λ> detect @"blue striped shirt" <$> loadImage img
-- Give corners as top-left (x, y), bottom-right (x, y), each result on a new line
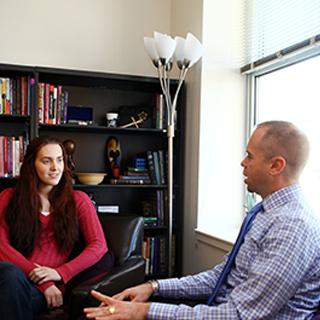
top-left (148, 184), bottom-right (320, 319)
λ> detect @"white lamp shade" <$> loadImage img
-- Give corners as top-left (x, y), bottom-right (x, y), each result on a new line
top-left (144, 37), bottom-right (159, 61)
top-left (183, 33), bottom-right (203, 67)
top-left (154, 32), bottom-right (176, 61)
top-left (174, 36), bottom-right (186, 63)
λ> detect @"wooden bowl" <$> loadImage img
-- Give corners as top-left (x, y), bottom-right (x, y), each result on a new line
top-left (76, 172), bottom-right (106, 185)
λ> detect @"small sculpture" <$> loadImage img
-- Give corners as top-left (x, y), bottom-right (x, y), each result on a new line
top-left (63, 139), bottom-right (76, 172)
top-left (120, 111), bottom-right (148, 128)
top-left (106, 136), bottom-right (121, 178)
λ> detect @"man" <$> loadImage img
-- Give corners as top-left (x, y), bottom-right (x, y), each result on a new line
top-left (84, 121), bottom-right (320, 319)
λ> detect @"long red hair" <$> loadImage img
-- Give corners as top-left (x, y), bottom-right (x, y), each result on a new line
top-left (4, 136), bottom-right (78, 257)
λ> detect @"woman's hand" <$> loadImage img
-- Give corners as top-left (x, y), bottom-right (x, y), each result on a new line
top-left (29, 263), bottom-right (62, 284)
top-left (112, 283), bottom-right (154, 302)
top-left (43, 284), bottom-right (63, 308)
top-left (84, 290), bottom-right (149, 320)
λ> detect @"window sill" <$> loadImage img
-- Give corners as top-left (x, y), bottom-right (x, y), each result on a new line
top-left (195, 228), bottom-right (236, 252)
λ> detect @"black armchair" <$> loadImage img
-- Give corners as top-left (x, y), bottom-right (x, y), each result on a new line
top-left (37, 213), bottom-right (145, 320)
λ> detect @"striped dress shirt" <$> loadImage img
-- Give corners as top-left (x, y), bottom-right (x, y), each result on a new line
top-left (148, 184), bottom-right (320, 319)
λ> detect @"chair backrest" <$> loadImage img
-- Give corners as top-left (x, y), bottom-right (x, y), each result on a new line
top-left (97, 213), bottom-right (144, 265)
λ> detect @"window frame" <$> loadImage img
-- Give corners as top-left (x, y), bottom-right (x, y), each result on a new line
top-left (246, 45), bottom-right (320, 133)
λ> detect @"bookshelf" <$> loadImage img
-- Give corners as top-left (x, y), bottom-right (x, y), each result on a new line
top-left (0, 63), bottom-right (185, 278)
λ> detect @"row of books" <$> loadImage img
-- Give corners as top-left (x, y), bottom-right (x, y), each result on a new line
top-left (38, 83), bottom-right (69, 125)
top-left (143, 236), bottom-right (167, 276)
top-left (0, 136), bottom-right (27, 178)
top-left (147, 150), bottom-right (166, 185)
top-left (0, 76), bottom-right (32, 116)
top-left (142, 190), bottom-right (167, 226)
top-left (109, 167), bottom-right (151, 185)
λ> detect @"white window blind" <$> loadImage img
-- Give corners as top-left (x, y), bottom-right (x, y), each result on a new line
top-left (243, 0), bottom-right (320, 71)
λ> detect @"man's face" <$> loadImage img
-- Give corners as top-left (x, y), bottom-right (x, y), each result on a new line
top-left (241, 128), bottom-right (271, 198)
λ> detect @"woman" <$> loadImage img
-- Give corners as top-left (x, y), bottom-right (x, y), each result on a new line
top-left (0, 136), bottom-right (110, 319)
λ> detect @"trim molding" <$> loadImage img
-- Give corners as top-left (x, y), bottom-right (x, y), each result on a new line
top-left (195, 229), bottom-right (233, 252)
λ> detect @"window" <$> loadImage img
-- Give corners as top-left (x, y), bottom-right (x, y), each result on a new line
top-left (251, 53), bottom-right (320, 214)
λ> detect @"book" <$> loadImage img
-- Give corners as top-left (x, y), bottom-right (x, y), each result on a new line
top-left (119, 175), bottom-right (150, 180)
top-left (158, 150), bottom-right (165, 184)
top-left (109, 178), bottom-right (151, 185)
top-left (146, 151), bottom-right (157, 184)
top-left (152, 151), bottom-right (161, 185)
top-left (0, 136), bottom-right (4, 176)
top-left (143, 216), bottom-right (158, 227)
top-left (97, 205), bottom-right (119, 213)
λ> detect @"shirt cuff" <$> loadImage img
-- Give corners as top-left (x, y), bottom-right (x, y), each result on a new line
top-left (147, 302), bottom-right (178, 320)
top-left (157, 278), bottom-right (180, 297)
top-left (37, 280), bottom-right (55, 293)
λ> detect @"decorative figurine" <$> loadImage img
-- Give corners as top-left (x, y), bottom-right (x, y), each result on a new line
top-left (120, 111), bottom-right (148, 128)
top-left (106, 136), bottom-right (121, 178)
top-left (63, 139), bottom-right (76, 173)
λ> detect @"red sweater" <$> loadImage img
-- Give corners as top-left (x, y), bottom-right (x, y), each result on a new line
top-left (0, 188), bottom-right (108, 293)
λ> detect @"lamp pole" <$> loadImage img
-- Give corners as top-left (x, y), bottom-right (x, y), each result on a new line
top-left (144, 32), bottom-right (202, 277)
top-left (158, 63), bottom-right (187, 277)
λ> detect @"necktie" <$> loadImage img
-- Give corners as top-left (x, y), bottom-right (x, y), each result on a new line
top-left (207, 202), bottom-right (264, 306)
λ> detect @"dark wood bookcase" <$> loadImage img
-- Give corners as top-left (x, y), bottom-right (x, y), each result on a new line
top-left (0, 63), bottom-right (185, 278)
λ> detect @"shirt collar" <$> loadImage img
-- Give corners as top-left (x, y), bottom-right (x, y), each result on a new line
top-left (262, 183), bottom-right (302, 212)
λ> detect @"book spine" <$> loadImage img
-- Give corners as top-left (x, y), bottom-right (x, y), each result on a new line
top-left (12, 78), bottom-right (17, 115)
top-left (53, 86), bottom-right (58, 124)
top-left (63, 90), bottom-right (69, 124)
top-left (14, 139), bottom-right (20, 177)
top-left (27, 76), bottom-right (31, 115)
top-left (48, 85), bottom-right (54, 124)
top-left (152, 151), bottom-right (161, 185)
top-left (5, 78), bottom-right (11, 114)
top-left (109, 178), bottom-right (151, 185)
top-left (147, 151), bottom-right (157, 184)
top-left (56, 85), bottom-right (62, 125)
top-left (158, 150), bottom-right (165, 184)
top-left (16, 77), bottom-right (21, 115)
top-left (159, 237), bottom-right (167, 275)
top-left (1, 78), bottom-right (6, 114)
top-left (0, 136), bottom-right (4, 176)
top-left (38, 83), bottom-right (44, 124)
top-left (21, 77), bottom-right (27, 115)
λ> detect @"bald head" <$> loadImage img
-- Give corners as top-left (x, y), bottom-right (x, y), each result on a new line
top-left (256, 121), bottom-right (310, 180)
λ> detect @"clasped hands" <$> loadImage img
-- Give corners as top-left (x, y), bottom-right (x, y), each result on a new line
top-left (29, 263), bottom-right (63, 309)
top-left (84, 282), bottom-right (154, 320)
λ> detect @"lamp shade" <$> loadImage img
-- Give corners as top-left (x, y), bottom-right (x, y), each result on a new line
top-left (144, 37), bottom-right (159, 62)
top-left (174, 36), bottom-right (186, 68)
top-left (154, 32), bottom-right (176, 62)
top-left (183, 32), bottom-right (203, 67)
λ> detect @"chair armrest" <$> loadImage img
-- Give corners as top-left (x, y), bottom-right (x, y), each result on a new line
top-left (69, 257), bottom-right (145, 319)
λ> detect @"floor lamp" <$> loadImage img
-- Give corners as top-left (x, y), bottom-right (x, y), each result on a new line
top-left (144, 32), bottom-right (203, 277)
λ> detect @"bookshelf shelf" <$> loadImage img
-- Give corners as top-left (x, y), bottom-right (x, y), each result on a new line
top-left (74, 184), bottom-right (168, 189)
top-left (39, 124), bottom-right (167, 135)
top-left (0, 114), bottom-right (30, 123)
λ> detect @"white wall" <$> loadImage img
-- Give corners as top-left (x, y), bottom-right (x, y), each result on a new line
top-left (197, 0), bottom-right (247, 242)
top-left (171, 0), bottom-right (247, 275)
top-left (0, 0), bottom-right (171, 76)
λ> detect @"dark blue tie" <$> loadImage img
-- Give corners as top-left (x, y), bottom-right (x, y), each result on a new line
top-left (207, 202), bottom-right (264, 306)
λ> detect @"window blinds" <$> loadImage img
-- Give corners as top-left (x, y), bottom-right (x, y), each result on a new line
top-left (242, 0), bottom-right (320, 73)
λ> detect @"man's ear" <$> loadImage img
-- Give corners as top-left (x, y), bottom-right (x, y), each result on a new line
top-left (269, 156), bottom-right (286, 176)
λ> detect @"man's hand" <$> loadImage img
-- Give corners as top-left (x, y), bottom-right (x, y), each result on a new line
top-left (29, 264), bottom-right (62, 284)
top-left (43, 284), bottom-right (63, 308)
top-left (84, 290), bottom-right (150, 320)
top-left (112, 283), bottom-right (154, 302)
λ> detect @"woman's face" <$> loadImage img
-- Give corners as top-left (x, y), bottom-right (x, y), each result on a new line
top-left (34, 143), bottom-right (64, 191)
